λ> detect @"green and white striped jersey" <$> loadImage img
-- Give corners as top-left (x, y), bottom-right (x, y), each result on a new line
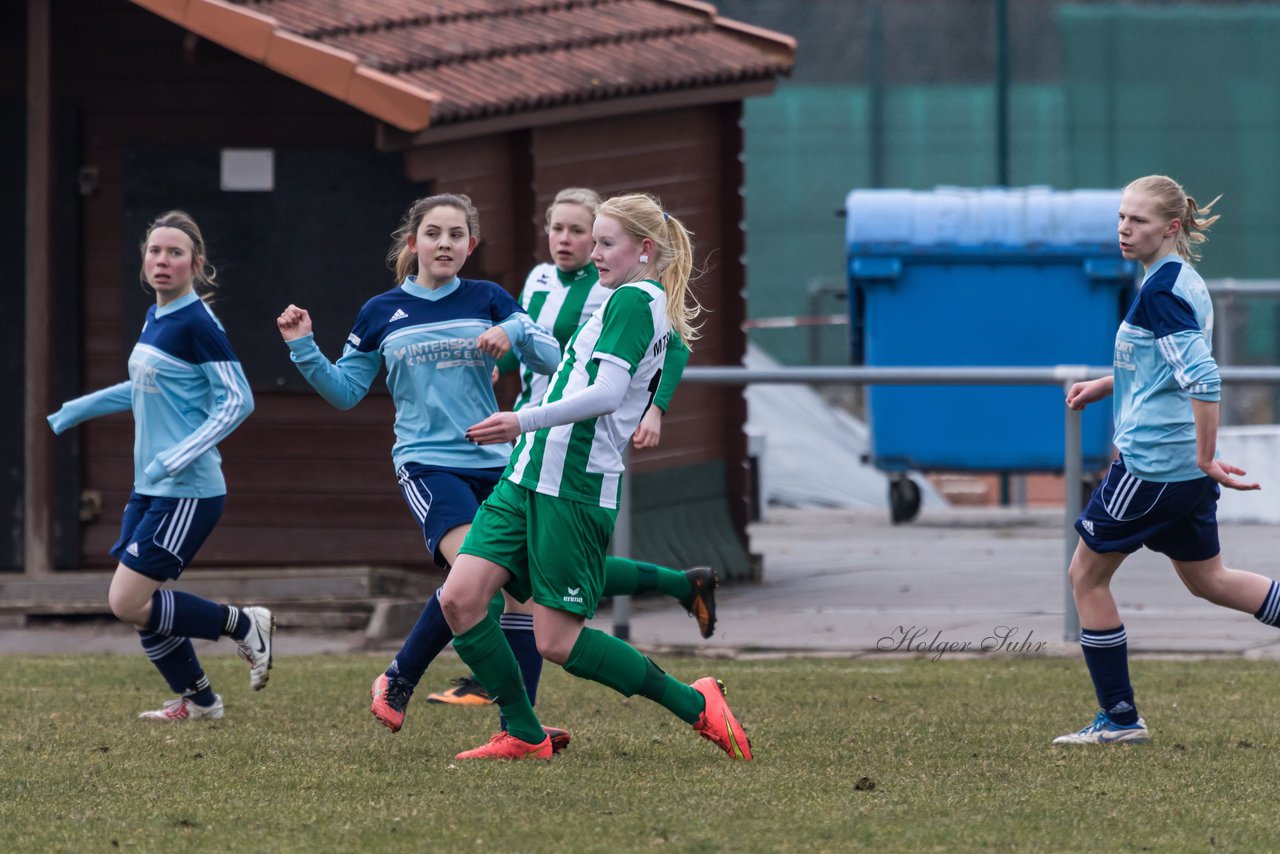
top-left (506, 280), bottom-right (670, 509)
top-left (512, 262), bottom-right (607, 411)
top-left (507, 262), bottom-right (690, 412)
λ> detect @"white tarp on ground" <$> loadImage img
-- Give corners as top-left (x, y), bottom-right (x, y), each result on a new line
top-left (743, 344), bottom-right (944, 511)
top-left (1217, 425), bottom-right (1280, 523)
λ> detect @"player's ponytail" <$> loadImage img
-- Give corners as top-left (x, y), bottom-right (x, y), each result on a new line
top-left (1125, 175), bottom-right (1220, 263)
top-left (595, 193), bottom-right (703, 347)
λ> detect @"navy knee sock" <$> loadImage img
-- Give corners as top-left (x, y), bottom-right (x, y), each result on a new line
top-left (1254, 581), bottom-right (1280, 627)
top-left (498, 612), bottom-right (542, 732)
top-left (1080, 625), bottom-right (1138, 725)
top-left (220, 605), bottom-right (251, 641)
top-left (386, 590), bottom-right (453, 688)
top-left (145, 589), bottom-right (224, 641)
top-left (138, 631), bottom-right (216, 706)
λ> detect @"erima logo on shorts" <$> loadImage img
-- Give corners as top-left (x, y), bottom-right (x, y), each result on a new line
top-left (1081, 520), bottom-right (1095, 536)
top-left (563, 586), bottom-right (584, 604)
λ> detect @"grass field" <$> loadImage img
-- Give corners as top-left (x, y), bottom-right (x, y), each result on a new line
top-left (2, 653), bottom-right (1278, 852)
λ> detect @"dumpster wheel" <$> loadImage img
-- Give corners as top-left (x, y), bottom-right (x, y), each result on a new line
top-left (889, 475), bottom-right (921, 524)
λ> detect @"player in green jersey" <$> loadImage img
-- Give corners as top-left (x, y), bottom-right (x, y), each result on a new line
top-left (438, 193), bottom-right (751, 761)
top-left (425, 188), bottom-right (717, 711)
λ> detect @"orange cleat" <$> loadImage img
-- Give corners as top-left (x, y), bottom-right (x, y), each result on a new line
top-left (681, 567), bottom-right (719, 639)
top-left (371, 673), bottom-right (412, 733)
top-left (426, 676), bottom-right (493, 705)
top-left (455, 731), bottom-right (553, 761)
top-left (691, 677), bottom-right (752, 761)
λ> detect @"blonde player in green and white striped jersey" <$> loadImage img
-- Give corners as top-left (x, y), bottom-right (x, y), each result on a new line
top-left (425, 188), bottom-right (718, 711)
top-left (438, 193), bottom-right (751, 762)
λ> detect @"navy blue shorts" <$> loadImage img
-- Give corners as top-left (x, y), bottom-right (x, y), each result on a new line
top-left (397, 463), bottom-right (504, 567)
top-left (110, 492), bottom-right (226, 581)
top-left (1075, 459), bottom-right (1220, 562)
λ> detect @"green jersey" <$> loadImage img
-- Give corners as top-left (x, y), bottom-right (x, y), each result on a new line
top-left (511, 263), bottom-right (608, 411)
top-left (509, 262), bottom-right (690, 412)
top-left (506, 280), bottom-right (670, 509)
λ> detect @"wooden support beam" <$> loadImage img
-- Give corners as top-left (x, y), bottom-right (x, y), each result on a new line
top-left (24, 0), bottom-right (54, 577)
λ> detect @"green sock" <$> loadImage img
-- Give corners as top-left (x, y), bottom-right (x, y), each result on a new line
top-left (564, 627), bottom-right (704, 724)
top-left (462, 594), bottom-right (508, 685)
top-left (603, 557), bottom-right (692, 601)
top-left (451, 618), bottom-right (543, 743)
top-left (486, 592), bottom-right (505, 622)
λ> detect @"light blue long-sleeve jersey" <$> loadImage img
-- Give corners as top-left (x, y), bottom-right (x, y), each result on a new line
top-left (1112, 254), bottom-right (1220, 482)
top-left (287, 276), bottom-right (561, 471)
top-left (47, 291), bottom-right (254, 498)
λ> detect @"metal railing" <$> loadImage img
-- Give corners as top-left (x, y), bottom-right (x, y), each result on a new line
top-left (662, 364), bottom-right (1280, 642)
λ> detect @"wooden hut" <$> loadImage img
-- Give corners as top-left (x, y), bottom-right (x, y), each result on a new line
top-left (7, 0), bottom-right (794, 609)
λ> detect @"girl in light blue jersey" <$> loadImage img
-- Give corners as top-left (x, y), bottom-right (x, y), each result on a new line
top-left (48, 211), bottom-right (270, 722)
top-left (439, 193), bottom-right (752, 762)
top-left (275, 194), bottom-right (564, 740)
top-left (1056, 175), bottom-right (1276, 746)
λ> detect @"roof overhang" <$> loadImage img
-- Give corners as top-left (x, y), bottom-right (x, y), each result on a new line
top-left (130, 0), bottom-right (441, 132)
top-left (129, 0), bottom-right (794, 140)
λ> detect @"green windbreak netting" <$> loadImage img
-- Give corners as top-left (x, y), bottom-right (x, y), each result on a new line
top-left (743, 5), bottom-right (1280, 373)
top-left (1060, 4), bottom-right (1280, 366)
top-left (1060, 4), bottom-right (1280, 281)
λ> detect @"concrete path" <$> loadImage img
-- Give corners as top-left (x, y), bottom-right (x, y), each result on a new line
top-left (4, 506), bottom-right (1279, 659)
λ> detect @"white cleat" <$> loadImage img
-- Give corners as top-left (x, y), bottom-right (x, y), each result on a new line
top-left (1053, 710), bottom-right (1150, 745)
top-left (139, 694), bottom-right (224, 721)
top-left (236, 606), bottom-right (275, 691)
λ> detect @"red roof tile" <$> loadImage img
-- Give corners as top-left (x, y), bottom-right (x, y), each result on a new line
top-left (130, 0), bottom-right (794, 131)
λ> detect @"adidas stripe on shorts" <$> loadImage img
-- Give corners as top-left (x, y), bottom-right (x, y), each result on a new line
top-left (110, 491), bottom-right (226, 580)
top-left (396, 463), bottom-right (504, 568)
top-left (1075, 458), bottom-right (1220, 562)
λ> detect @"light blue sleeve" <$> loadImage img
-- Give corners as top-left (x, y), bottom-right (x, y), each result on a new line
top-left (498, 313), bottom-right (562, 375)
top-left (144, 361), bottom-right (255, 484)
top-left (47, 381), bottom-right (132, 434)
top-left (285, 333), bottom-right (380, 410)
top-left (1156, 331), bottom-right (1221, 402)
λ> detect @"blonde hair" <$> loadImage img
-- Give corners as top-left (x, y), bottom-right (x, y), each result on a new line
top-left (544, 187), bottom-right (601, 231)
top-left (387, 193), bottom-right (480, 282)
top-left (595, 193), bottom-right (703, 347)
top-left (139, 210), bottom-right (218, 303)
top-left (1125, 175), bottom-right (1221, 263)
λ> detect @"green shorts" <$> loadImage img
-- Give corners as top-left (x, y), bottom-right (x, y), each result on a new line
top-left (459, 479), bottom-right (617, 619)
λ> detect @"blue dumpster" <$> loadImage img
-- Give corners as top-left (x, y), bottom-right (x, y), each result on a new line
top-left (845, 187), bottom-right (1137, 481)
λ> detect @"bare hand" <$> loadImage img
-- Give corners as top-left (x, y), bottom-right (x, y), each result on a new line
top-left (477, 326), bottom-right (512, 358)
top-left (1201, 459), bottom-right (1261, 491)
top-left (632, 406), bottom-right (664, 449)
top-left (466, 412), bottom-right (521, 445)
top-left (1066, 378), bottom-right (1109, 411)
top-left (277, 304), bottom-right (313, 342)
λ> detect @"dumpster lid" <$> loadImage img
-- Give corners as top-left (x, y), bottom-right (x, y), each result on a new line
top-left (845, 186), bottom-right (1123, 251)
